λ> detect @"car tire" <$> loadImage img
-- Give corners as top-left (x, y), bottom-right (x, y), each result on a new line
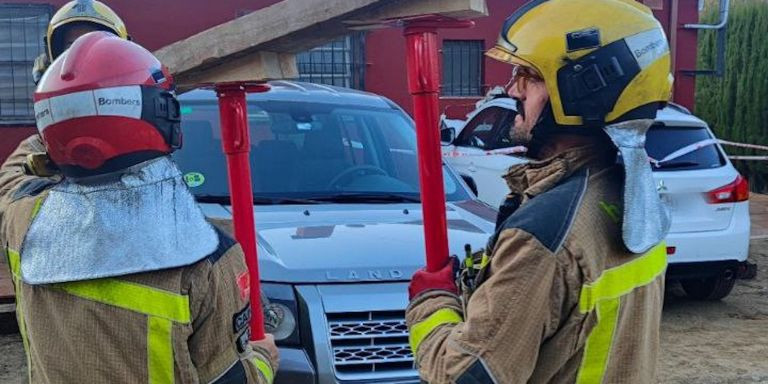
top-left (680, 271), bottom-right (737, 300)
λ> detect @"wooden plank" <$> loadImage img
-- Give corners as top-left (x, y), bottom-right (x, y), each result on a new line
top-left (343, 0), bottom-right (489, 28)
top-left (175, 51), bottom-right (297, 90)
top-left (154, 0), bottom-right (488, 84)
top-left (154, 0), bottom-right (381, 76)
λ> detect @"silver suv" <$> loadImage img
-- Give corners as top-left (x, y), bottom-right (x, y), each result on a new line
top-left (174, 81), bottom-right (497, 383)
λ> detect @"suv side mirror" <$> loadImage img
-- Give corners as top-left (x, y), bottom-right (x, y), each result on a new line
top-left (441, 127), bottom-right (456, 143)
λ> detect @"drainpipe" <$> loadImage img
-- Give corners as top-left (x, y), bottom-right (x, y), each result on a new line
top-left (682, 0), bottom-right (729, 77)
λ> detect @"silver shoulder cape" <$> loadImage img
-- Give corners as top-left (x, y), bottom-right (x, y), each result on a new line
top-left (21, 157), bottom-right (219, 284)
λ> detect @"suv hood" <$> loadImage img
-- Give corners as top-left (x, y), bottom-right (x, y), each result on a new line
top-left (199, 201), bottom-right (496, 283)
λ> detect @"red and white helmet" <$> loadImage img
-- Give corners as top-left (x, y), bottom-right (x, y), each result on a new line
top-left (34, 31), bottom-right (181, 176)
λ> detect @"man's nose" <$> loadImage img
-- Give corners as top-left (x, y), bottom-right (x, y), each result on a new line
top-left (507, 83), bottom-right (523, 99)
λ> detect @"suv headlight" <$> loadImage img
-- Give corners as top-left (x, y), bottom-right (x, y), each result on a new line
top-left (261, 283), bottom-right (300, 346)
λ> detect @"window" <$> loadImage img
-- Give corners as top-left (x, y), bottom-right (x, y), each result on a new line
top-left (442, 40), bottom-right (484, 97)
top-left (455, 106), bottom-right (515, 150)
top-left (0, 4), bottom-right (51, 124)
top-left (296, 33), bottom-right (365, 90)
top-left (645, 123), bottom-right (726, 171)
top-left (174, 99), bottom-right (468, 201)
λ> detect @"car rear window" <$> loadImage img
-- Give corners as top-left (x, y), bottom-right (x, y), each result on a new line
top-left (645, 124), bottom-right (726, 171)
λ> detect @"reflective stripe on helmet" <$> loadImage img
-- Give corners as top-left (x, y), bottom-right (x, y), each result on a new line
top-left (576, 242), bottom-right (667, 384)
top-left (408, 308), bottom-right (463, 355)
top-left (34, 85), bottom-right (143, 133)
top-left (625, 28), bottom-right (670, 70)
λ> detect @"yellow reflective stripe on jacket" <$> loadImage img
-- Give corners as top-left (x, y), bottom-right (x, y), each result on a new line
top-left (579, 242), bottom-right (667, 313)
top-left (7, 248), bottom-right (21, 277)
top-left (57, 278), bottom-right (191, 323)
top-left (56, 278), bottom-right (192, 383)
top-left (6, 249), bottom-right (32, 383)
top-left (30, 197), bottom-right (44, 219)
top-left (408, 308), bottom-right (462, 355)
top-left (148, 317), bottom-right (174, 384)
top-left (251, 356), bottom-right (275, 384)
top-left (576, 298), bottom-right (620, 384)
top-left (576, 243), bottom-right (667, 384)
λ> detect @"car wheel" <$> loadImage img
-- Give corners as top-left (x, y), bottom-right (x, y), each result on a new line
top-left (680, 271), bottom-right (737, 300)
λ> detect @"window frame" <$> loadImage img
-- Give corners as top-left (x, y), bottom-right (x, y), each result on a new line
top-left (0, 3), bottom-right (52, 125)
top-left (441, 39), bottom-right (485, 97)
top-left (296, 32), bottom-right (366, 90)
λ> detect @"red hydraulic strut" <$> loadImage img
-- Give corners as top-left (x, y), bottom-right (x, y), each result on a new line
top-left (403, 17), bottom-right (474, 272)
top-left (216, 82), bottom-right (271, 340)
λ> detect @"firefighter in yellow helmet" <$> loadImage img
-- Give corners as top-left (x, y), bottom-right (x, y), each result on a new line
top-left (406, 1), bottom-right (672, 383)
top-left (32, 0), bottom-right (129, 84)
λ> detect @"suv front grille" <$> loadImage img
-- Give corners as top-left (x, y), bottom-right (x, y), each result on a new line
top-left (327, 311), bottom-right (417, 380)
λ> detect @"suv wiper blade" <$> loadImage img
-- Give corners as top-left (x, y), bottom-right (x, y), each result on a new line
top-left (653, 161), bottom-right (701, 169)
top-left (308, 193), bottom-right (421, 203)
top-left (196, 195), bottom-right (231, 204)
top-left (253, 196), bottom-right (324, 205)
top-left (197, 195), bottom-right (323, 205)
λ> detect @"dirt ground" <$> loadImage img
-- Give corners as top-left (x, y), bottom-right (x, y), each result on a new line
top-left (1, 240), bottom-right (767, 383)
top-left (659, 238), bottom-right (768, 384)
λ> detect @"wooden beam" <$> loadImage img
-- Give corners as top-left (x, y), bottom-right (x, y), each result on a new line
top-left (154, 0), bottom-right (382, 76)
top-left (174, 52), bottom-right (296, 91)
top-left (154, 0), bottom-right (488, 85)
top-left (343, 0), bottom-right (489, 28)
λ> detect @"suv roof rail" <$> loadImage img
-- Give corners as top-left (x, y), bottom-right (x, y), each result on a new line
top-left (667, 102), bottom-right (692, 115)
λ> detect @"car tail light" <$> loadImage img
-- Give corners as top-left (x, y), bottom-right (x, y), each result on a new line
top-left (666, 246), bottom-right (676, 255)
top-left (706, 175), bottom-right (749, 204)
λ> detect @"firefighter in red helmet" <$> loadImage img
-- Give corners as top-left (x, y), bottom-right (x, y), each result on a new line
top-left (1, 32), bottom-right (278, 383)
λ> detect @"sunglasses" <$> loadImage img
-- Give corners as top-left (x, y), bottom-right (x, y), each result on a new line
top-left (504, 65), bottom-right (544, 94)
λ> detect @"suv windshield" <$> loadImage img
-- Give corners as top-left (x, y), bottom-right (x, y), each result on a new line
top-left (646, 123), bottom-right (726, 171)
top-left (173, 100), bottom-right (469, 202)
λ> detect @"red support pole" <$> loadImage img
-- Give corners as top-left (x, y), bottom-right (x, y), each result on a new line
top-left (403, 18), bottom-right (474, 272)
top-left (216, 83), bottom-right (270, 341)
top-left (404, 26), bottom-right (449, 273)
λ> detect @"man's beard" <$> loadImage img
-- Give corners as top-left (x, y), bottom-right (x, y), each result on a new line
top-left (509, 120), bottom-right (533, 147)
top-left (508, 98), bottom-right (533, 147)
top-left (510, 98), bottom-right (555, 159)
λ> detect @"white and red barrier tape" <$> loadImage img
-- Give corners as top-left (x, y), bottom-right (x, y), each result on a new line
top-left (438, 139), bottom-right (768, 161)
top-left (441, 146), bottom-right (528, 158)
top-left (649, 139), bottom-right (768, 164)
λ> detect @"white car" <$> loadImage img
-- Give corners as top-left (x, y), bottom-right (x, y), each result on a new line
top-left (442, 96), bottom-right (752, 300)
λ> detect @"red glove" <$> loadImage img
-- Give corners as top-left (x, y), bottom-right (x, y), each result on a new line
top-left (408, 256), bottom-right (459, 300)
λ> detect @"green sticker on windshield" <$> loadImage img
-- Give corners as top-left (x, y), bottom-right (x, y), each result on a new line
top-left (180, 106), bottom-right (193, 115)
top-left (183, 172), bottom-right (205, 188)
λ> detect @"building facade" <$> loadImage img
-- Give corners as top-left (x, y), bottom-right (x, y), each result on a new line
top-left (0, 0), bottom-right (700, 161)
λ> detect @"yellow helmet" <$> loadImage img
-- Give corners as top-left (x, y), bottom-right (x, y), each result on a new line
top-left (487, 0), bottom-right (673, 127)
top-left (46, 0), bottom-right (129, 60)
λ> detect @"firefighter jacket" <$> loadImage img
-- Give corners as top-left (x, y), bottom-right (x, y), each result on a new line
top-left (0, 135), bottom-right (276, 384)
top-left (406, 144), bottom-right (667, 384)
